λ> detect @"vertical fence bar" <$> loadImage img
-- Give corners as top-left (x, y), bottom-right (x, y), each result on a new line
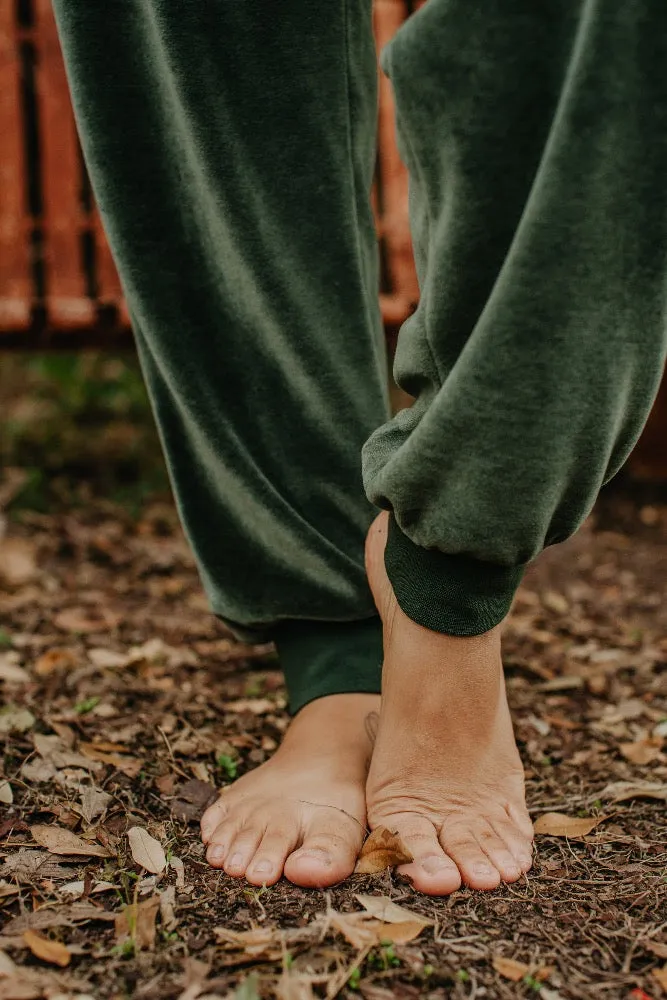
top-left (34, 0), bottom-right (94, 331)
top-left (0, 1), bottom-right (32, 331)
top-left (374, 0), bottom-right (418, 328)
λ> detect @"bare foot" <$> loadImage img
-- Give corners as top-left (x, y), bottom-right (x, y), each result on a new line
top-left (200, 693), bottom-right (379, 888)
top-left (365, 513), bottom-right (534, 896)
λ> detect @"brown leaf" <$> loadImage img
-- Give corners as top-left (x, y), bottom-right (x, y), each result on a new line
top-left (354, 827), bottom-right (413, 874)
top-left (2, 850), bottom-right (78, 883)
top-left (78, 743), bottom-right (143, 777)
top-left (0, 708), bottom-right (35, 734)
top-left (652, 966), bottom-right (667, 990)
top-left (170, 779), bottom-right (218, 823)
top-left (53, 606), bottom-right (121, 634)
top-left (30, 824), bottom-right (109, 858)
top-left (645, 942), bottom-right (667, 959)
top-left (354, 894), bottom-right (432, 926)
top-left (599, 781), bottom-right (667, 803)
top-left (0, 538), bottom-right (37, 587)
top-left (22, 930), bottom-right (71, 968)
top-left (373, 920), bottom-right (430, 944)
top-left (115, 895), bottom-right (160, 951)
top-left (619, 739), bottom-right (663, 766)
top-left (0, 782), bottom-right (13, 805)
top-left (533, 813), bottom-right (607, 838)
top-left (159, 885), bottom-right (177, 931)
top-left (493, 956), bottom-right (531, 981)
top-left (0, 655), bottom-right (29, 683)
top-left (329, 911), bottom-right (378, 949)
top-left (127, 826), bottom-right (166, 874)
top-left (224, 698), bottom-right (276, 715)
top-left (3, 901), bottom-right (116, 934)
top-left (0, 949), bottom-right (17, 976)
top-left (33, 648), bottom-right (79, 676)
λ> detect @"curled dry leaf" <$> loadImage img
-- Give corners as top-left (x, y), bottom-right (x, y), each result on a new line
top-left (354, 827), bottom-right (413, 874)
top-left (22, 930), bottom-right (71, 968)
top-left (78, 786), bottom-right (113, 824)
top-left (60, 880), bottom-right (117, 900)
top-left (329, 910), bottom-right (428, 948)
top-left (599, 781), bottom-right (667, 803)
top-left (533, 813), bottom-right (607, 838)
top-left (169, 855), bottom-right (186, 889)
top-left (115, 895), bottom-right (160, 951)
top-left (30, 824), bottom-right (109, 857)
top-left (127, 826), bottom-right (167, 874)
top-left (34, 648), bottom-right (79, 676)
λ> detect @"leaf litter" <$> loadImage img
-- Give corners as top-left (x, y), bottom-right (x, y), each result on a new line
top-left (0, 485), bottom-right (665, 998)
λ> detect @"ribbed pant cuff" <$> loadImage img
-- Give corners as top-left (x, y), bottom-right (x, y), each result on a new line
top-left (384, 514), bottom-right (525, 636)
top-left (274, 617), bottom-right (383, 715)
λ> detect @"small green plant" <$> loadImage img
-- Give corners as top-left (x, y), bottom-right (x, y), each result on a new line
top-left (541, 755), bottom-right (553, 767)
top-left (216, 753), bottom-right (238, 780)
top-left (162, 930), bottom-right (179, 943)
top-left (244, 677), bottom-right (264, 697)
top-left (423, 964), bottom-right (434, 978)
top-left (523, 974), bottom-right (543, 991)
top-left (347, 967), bottom-right (361, 990)
top-left (456, 969), bottom-right (470, 983)
top-left (369, 942), bottom-right (401, 971)
top-left (592, 799), bottom-right (602, 810)
top-left (111, 938), bottom-right (135, 959)
top-left (74, 696), bottom-right (100, 715)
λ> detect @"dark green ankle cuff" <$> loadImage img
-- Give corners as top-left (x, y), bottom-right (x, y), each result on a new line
top-left (384, 514), bottom-right (525, 636)
top-left (274, 617), bottom-right (383, 715)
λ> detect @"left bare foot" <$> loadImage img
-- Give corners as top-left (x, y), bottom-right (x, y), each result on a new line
top-left (365, 513), bottom-right (534, 896)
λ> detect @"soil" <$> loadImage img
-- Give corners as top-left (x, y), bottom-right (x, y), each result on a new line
top-left (0, 485), bottom-right (666, 1000)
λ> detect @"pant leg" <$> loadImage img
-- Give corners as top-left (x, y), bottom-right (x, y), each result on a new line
top-left (52, 0), bottom-right (389, 712)
top-left (363, 0), bottom-right (667, 634)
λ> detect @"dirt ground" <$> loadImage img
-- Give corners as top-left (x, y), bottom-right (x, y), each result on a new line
top-left (0, 480), bottom-right (666, 1000)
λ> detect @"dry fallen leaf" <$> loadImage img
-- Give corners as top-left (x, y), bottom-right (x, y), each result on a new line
top-left (645, 942), bottom-right (667, 960)
top-left (53, 606), bottom-right (121, 634)
top-left (652, 966), bottom-right (667, 990)
top-left (79, 743), bottom-right (143, 777)
top-left (34, 648), bottom-right (79, 676)
top-left (599, 781), bottom-right (667, 803)
top-left (329, 909), bottom-right (427, 948)
top-left (170, 855), bottom-right (186, 889)
top-left (0, 950), bottom-right (17, 977)
top-left (533, 813), bottom-right (607, 838)
top-left (128, 826), bottom-right (167, 874)
top-left (60, 879), bottom-right (117, 900)
top-left (22, 930), bottom-right (71, 968)
top-left (160, 885), bottom-right (177, 931)
top-left (0, 707), bottom-right (35, 734)
top-left (0, 655), bottom-right (30, 683)
top-left (224, 698), bottom-right (276, 715)
top-left (619, 739), bottom-right (664, 766)
top-left (493, 956), bottom-right (531, 981)
top-left (0, 537), bottom-right (37, 586)
top-left (354, 827), bottom-right (413, 874)
top-left (78, 786), bottom-right (112, 824)
top-left (115, 895), bottom-right (160, 951)
top-left (0, 780), bottom-right (13, 805)
top-left (354, 894), bottom-right (432, 926)
top-left (30, 824), bottom-right (109, 858)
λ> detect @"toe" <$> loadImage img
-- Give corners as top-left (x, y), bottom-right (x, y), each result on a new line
top-left (491, 818), bottom-right (534, 873)
top-left (205, 817), bottom-right (241, 869)
top-left (201, 794), bottom-right (229, 844)
top-left (441, 827), bottom-right (502, 890)
top-left (386, 815), bottom-right (462, 896)
top-left (246, 827), bottom-right (300, 887)
top-left (220, 827), bottom-right (264, 877)
top-left (474, 824), bottom-right (521, 883)
top-left (285, 822), bottom-right (363, 889)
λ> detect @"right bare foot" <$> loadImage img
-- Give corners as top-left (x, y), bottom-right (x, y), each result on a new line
top-left (365, 513), bottom-right (534, 896)
top-left (200, 692), bottom-right (379, 888)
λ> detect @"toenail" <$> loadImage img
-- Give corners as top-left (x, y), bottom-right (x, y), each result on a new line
top-left (228, 853), bottom-right (243, 868)
top-left (473, 863), bottom-right (494, 877)
top-left (252, 859), bottom-right (272, 874)
top-left (208, 846), bottom-right (225, 862)
top-left (295, 848), bottom-right (331, 866)
top-left (421, 856), bottom-right (450, 875)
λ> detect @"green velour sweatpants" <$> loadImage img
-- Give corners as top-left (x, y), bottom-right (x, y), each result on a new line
top-left (52, 1), bottom-right (667, 712)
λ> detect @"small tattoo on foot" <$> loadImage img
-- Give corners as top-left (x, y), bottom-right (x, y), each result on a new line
top-left (364, 711), bottom-right (379, 746)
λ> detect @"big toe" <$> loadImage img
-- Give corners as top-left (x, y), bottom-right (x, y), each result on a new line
top-left (284, 822), bottom-right (361, 889)
top-left (383, 815), bottom-right (462, 896)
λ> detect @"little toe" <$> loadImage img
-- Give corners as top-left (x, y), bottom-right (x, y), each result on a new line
top-left (387, 816), bottom-right (462, 896)
top-left (205, 818), bottom-right (241, 868)
top-left (441, 832), bottom-right (502, 890)
top-left (246, 828), bottom-right (299, 887)
top-left (221, 828), bottom-right (264, 877)
top-left (474, 825), bottom-right (521, 883)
